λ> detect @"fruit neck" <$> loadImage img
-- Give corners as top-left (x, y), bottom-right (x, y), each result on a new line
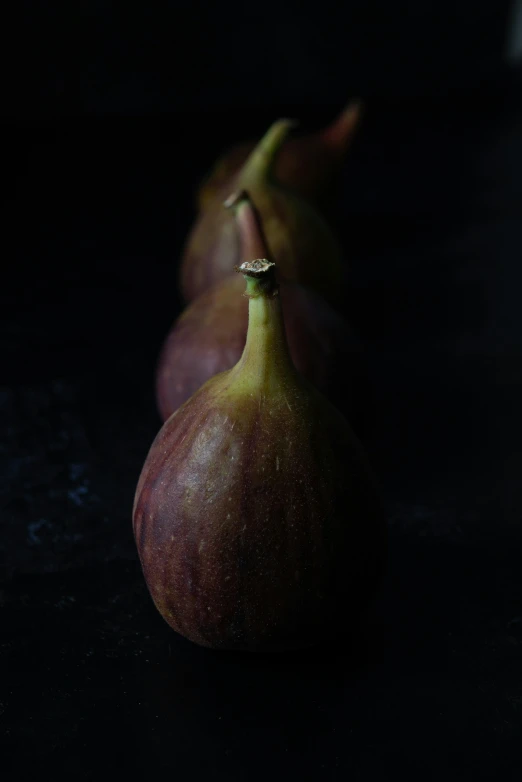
top-left (239, 119), bottom-right (295, 186)
top-left (234, 260), bottom-right (296, 393)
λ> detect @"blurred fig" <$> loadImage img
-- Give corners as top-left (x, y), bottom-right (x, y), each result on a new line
top-left (197, 101), bottom-right (362, 212)
top-left (180, 120), bottom-right (343, 304)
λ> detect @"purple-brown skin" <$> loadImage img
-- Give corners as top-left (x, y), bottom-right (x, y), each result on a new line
top-left (155, 274), bottom-right (372, 437)
top-left (133, 370), bottom-right (386, 652)
top-left (196, 101), bottom-right (362, 213)
top-left (179, 121), bottom-right (344, 305)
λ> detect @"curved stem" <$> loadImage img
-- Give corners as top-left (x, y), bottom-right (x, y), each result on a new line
top-left (239, 119), bottom-right (297, 185)
top-left (237, 268), bottom-right (295, 390)
top-left (224, 189), bottom-right (272, 264)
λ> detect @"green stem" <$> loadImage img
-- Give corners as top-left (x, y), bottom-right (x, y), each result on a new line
top-left (226, 193), bottom-right (297, 391)
top-left (230, 258), bottom-right (296, 392)
top-left (239, 119), bottom-right (297, 186)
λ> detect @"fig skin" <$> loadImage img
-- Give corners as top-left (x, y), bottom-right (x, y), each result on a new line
top-left (155, 273), bottom-right (371, 437)
top-left (134, 250), bottom-right (386, 652)
top-left (134, 367), bottom-right (385, 652)
top-left (180, 120), bottom-right (344, 305)
top-left (196, 101), bottom-right (362, 213)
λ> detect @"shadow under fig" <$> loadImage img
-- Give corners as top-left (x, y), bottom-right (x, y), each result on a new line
top-left (126, 517), bottom-right (522, 778)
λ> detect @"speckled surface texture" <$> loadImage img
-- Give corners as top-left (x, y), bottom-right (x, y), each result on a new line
top-left (3, 74), bottom-right (522, 779)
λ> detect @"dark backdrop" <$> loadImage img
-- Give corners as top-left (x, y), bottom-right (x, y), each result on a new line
top-left (4, 0), bottom-right (516, 116)
top-left (3, 3), bottom-right (522, 781)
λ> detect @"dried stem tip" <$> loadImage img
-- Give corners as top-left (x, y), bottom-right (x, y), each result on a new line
top-left (235, 258), bottom-right (279, 298)
top-left (237, 259), bottom-right (275, 277)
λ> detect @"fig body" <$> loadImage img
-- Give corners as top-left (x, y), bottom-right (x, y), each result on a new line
top-left (135, 359), bottom-right (384, 651)
top-left (180, 120), bottom-right (343, 305)
top-left (134, 249), bottom-right (386, 652)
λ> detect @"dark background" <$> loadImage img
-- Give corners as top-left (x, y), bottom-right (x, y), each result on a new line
top-left (3, 3), bottom-right (522, 780)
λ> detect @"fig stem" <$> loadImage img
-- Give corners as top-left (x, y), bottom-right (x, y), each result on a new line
top-left (237, 259), bottom-right (278, 299)
top-left (240, 119), bottom-right (297, 184)
top-left (228, 195), bottom-right (296, 389)
top-left (235, 263), bottom-right (295, 390)
top-left (225, 189), bottom-right (273, 266)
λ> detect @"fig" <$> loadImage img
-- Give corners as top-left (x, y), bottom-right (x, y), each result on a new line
top-left (156, 192), bottom-right (371, 436)
top-left (196, 101), bottom-right (362, 213)
top-left (179, 119), bottom-right (344, 304)
top-left (134, 259), bottom-right (386, 652)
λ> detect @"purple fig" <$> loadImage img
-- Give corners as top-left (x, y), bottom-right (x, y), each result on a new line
top-left (134, 258), bottom-right (386, 652)
top-left (197, 101), bottom-right (362, 212)
top-left (180, 120), bottom-right (344, 304)
top-left (157, 193), bottom-right (371, 436)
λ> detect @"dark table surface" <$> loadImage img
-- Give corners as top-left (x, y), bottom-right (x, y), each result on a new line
top-left (2, 72), bottom-right (522, 780)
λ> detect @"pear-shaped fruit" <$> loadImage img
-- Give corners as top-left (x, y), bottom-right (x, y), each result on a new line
top-left (197, 101), bottom-right (362, 212)
top-left (157, 193), bottom-right (371, 436)
top-left (180, 120), bottom-right (344, 304)
top-left (134, 257), bottom-right (386, 652)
